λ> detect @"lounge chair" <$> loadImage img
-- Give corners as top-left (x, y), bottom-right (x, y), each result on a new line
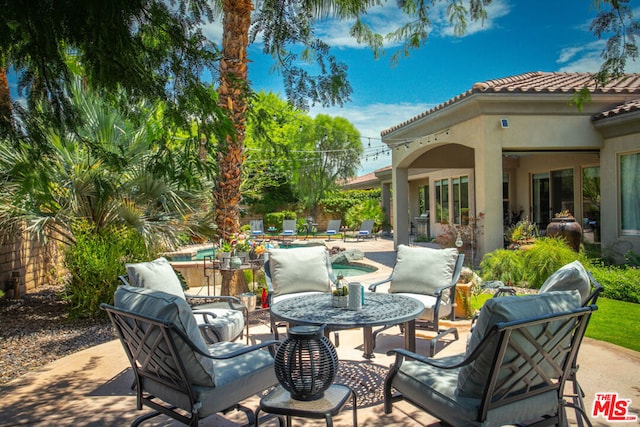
top-left (384, 291), bottom-right (597, 426)
top-left (250, 219), bottom-right (265, 240)
top-left (324, 219), bottom-right (342, 241)
top-left (122, 257), bottom-right (248, 344)
top-left (356, 220), bottom-right (375, 241)
top-left (368, 245), bottom-right (464, 356)
top-left (101, 285), bottom-right (279, 426)
top-left (279, 219), bottom-right (297, 241)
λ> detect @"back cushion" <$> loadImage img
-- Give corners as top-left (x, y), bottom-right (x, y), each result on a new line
top-left (114, 285), bottom-right (216, 386)
top-left (457, 291), bottom-right (581, 397)
top-left (125, 257), bottom-right (185, 299)
top-left (539, 260), bottom-right (591, 304)
top-left (390, 245), bottom-right (458, 296)
top-left (269, 246), bottom-right (331, 297)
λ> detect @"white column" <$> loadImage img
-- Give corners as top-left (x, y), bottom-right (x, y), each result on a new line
top-left (393, 167), bottom-right (410, 248)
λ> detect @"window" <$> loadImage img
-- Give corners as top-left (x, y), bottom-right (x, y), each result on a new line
top-left (452, 176), bottom-right (469, 224)
top-left (620, 153), bottom-right (640, 236)
top-left (435, 179), bottom-right (449, 223)
top-left (550, 168), bottom-right (574, 216)
top-left (582, 166), bottom-right (600, 243)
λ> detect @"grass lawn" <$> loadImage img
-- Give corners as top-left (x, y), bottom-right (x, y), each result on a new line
top-left (470, 294), bottom-right (640, 353)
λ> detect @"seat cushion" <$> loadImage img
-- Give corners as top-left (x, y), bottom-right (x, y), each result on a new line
top-left (125, 257), bottom-right (185, 300)
top-left (268, 246), bottom-right (332, 297)
top-left (192, 307), bottom-right (245, 342)
top-left (390, 245), bottom-right (458, 296)
top-left (458, 291), bottom-right (581, 398)
top-left (391, 355), bottom-right (559, 426)
top-left (539, 260), bottom-right (591, 304)
top-left (194, 341), bottom-right (277, 418)
top-left (114, 285), bottom-right (215, 386)
top-left (392, 292), bottom-right (452, 321)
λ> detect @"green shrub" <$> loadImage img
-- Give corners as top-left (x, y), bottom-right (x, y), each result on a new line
top-left (479, 249), bottom-right (525, 286)
top-left (63, 221), bottom-right (156, 318)
top-left (588, 263), bottom-right (640, 303)
top-left (480, 238), bottom-right (585, 289)
top-left (522, 238), bottom-right (586, 289)
top-left (264, 211), bottom-right (296, 232)
top-left (344, 199), bottom-right (384, 230)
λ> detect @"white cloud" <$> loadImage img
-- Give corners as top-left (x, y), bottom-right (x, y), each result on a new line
top-left (557, 39), bottom-right (640, 73)
top-left (309, 102), bottom-right (433, 174)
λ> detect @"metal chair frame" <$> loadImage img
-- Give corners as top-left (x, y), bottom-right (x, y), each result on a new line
top-left (368, 252), bottom-right (465, 356)
top-left (385, 304), bottom-right (597, 426)
top-left (101, 303), bottom-right (279, 427)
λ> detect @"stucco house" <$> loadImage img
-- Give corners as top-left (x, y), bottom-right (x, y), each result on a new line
top-left (376, 72), bottom-right (640, 264)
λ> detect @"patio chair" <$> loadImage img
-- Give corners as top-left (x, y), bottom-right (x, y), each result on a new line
top-left (324, 219), bottom-right (342, 241)
top-left (250, 219), bottom-right (265, 240)
top-left (264, 246), bottom-right (336, 340)
top-left (469, 260), bottom-right (603, 426)
top-left (279, 219), bottom-right (297, 241)
top-left (368, 245), bottom-right (464, 356)
top-left (101, 285), bottom-right (279, 427)
top-left (123, 257), bottom-right (248, 344)
top-left (384, 291), bottom-right (597, 426)
top-left (356, 220), bottom-right (375, 241)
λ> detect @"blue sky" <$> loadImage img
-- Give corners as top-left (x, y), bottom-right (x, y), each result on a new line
top-left (227, 0), bottom-right (640, 175)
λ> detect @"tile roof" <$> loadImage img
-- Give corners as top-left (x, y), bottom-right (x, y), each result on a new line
top-left (381, 72), bottom-right (640, 136)
top-left (593, 98), bottom-right (640, 120)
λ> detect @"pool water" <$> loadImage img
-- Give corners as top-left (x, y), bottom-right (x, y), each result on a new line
top-left (332, 263), bottom-right (377, 277)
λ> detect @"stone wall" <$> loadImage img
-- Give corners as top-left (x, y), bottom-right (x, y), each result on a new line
top-left (0, 225), bottom-right (65, 298)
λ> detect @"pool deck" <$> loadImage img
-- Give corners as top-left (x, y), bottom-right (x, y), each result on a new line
top-left (1, 237), bottom-right (639, 426)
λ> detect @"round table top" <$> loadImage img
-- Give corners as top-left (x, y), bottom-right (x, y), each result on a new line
top-left (270, 293), bottom-right (424, 329)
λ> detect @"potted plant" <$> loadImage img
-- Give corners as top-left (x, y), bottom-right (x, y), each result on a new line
top-left (454, 268), bottom-right (480, 318)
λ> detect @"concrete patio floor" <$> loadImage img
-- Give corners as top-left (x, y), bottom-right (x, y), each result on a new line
top-left (0, 237), bottom-right (638, 426)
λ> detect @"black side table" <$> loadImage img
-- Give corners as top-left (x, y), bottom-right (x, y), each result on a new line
top-left (255, 384), bottom-right (357, 427)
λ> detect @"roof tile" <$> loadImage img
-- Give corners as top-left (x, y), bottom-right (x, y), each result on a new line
top-left (382, 72), bottom-right (640, 136)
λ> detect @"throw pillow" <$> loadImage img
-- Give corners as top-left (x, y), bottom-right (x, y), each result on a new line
top-left (539, 260), bottom-right (591, 304)
top-left (125, 257), bottom-right (185, 299)
top-left (390, 245), bottom-right (459, 295)
top-left (269, 246), bottom-right (331, 297)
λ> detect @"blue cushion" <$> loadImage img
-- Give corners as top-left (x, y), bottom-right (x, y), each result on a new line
top-left (114, 285), bottom-right (216, 386)
top-left (458, 291), bottom-right (581, 398)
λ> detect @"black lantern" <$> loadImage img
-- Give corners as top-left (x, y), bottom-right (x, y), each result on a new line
top-left (274, 325), bottom-right (338, 401)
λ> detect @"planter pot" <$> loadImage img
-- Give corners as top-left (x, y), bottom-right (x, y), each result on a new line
top-left (454, 282), bottom-right (474, 319)
top-left (546, 218), bottom-right (582, 252)
top-left (331, 295), bottom-right (348, 308)
top-left (238, 292), bottom-right (257, 311)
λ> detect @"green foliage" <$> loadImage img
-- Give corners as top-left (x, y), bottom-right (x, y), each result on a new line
top-left (264, 211), bottom-right (296, 232)
top-left (344, 199), bottom-right (384, 230)
top-left (480, 238), bottom-right (584, 289)
top-left (522, 238), bottom-right (587, 289)
top-left (479, 249), bottom-right (525, 286)
top-left (589, 263), bottom-right (640, 304)
top-left (505, 218), bottom-right (539, 243)
top-left (63, 221), bottom-right (156, 318)
top-left (322, 189), bottom-right (381, 221)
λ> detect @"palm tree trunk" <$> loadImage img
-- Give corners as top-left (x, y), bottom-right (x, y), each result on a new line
top-left (0, 66), bottom-right (12, 133)
top-left (215, 0), bottom-right (253, 296)
top-left (214, 0), bottom-right (252, 242)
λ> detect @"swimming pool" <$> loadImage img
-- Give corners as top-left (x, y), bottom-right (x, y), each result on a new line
top-left (332, 263), bottom-right (378, 277)
top-left (167, 248), bottom-right (378, 277)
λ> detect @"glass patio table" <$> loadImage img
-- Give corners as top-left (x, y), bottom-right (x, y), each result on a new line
top-left (270, 293), bottom-right (424, 359)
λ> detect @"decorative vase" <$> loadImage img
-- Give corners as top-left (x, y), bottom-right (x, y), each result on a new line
top-left (546, 218), bottom-right (582, 252)
top-left (274, 325), bottom-right (338, 401)
top-left (237, 292), bottom-right (257, 311)
top-left (229, 255), bottom-right (243, 269)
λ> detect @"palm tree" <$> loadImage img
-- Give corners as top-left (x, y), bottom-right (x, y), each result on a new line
top-left (0, 63), bottom-right (11, 133)
top-left (0, 79), bottom-right (216, 250)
